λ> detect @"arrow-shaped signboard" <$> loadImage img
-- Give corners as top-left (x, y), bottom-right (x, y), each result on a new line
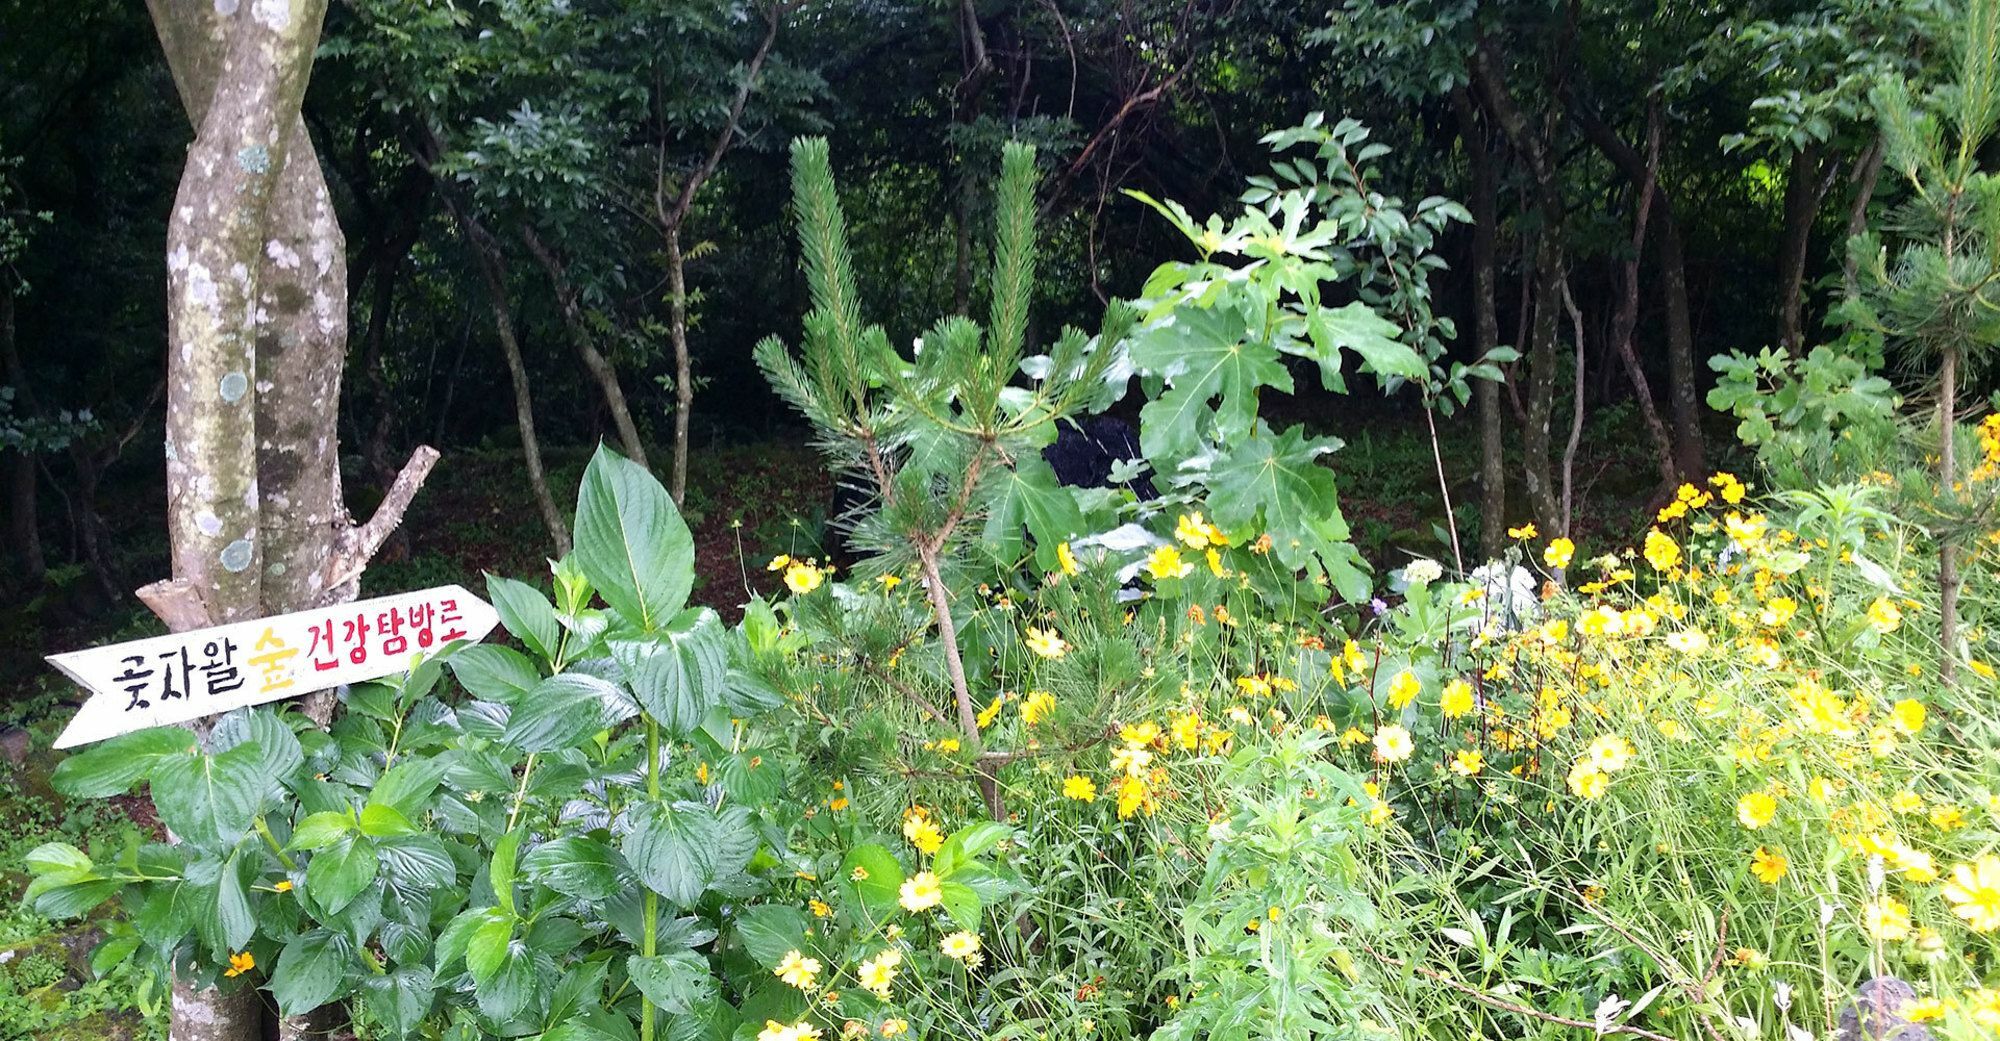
top-left (47, 584), bottom-right (498, 749)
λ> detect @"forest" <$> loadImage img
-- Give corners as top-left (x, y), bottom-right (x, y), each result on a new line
top-left (2, 0), bottom-right (1999, 1040)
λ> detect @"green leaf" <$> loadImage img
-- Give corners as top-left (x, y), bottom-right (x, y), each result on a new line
top-left (89, 935), bottom-right (140, 978)
top-left (628, 949), bottom-right (716, 1015)
top-left (149, 742), bottom-right (264, 850)
top-left (24, 842), bottom-right (92, 875)
top-left (216, 851), bottom-right (255, 952)
top-left (837, 844), bottom-right (904, 917)
top-left (982, 458), bottom-right (1085, 571)
top-left (612, 609), bottom-right (727, 736)
top-left (502, 673), bottom-right (637, 752)
top-left (545, 959), bottom-right (609, 1030)
top-left (464, 914), bottom-right (515, 984)
top-left (270, 929), bottom-right (350, 1017)
top-left (449, 644), bottom-right (542, 703)
top-left (360, 966), bottom-right (434, 1039)
top-left (734, 905), bottom-right (808, 968)
top-left (51, 727), bottom-right (193, 798)
top-left (491, 829), bottom-right (522, 916)
top-left (306, 834), bottom-right (379, 917)
top-left (474, 939), bottom-right (538, 1023)
top-left (938, 880), bottom-right (981, 928)
top-left (621, 801), bottom-right (719, 905)
top-left (1303, 301), bottom-right (1422, 383)
top-left (369, 756), bottom-right (449, 820)
top-left (934, 821), bottom-right (1009, 878)
top-left (290, 811), bottom-right (354, 850)
top-left (377, 835), bottom-right (456, 890)
top-left (358, 803), bottom-right (416, 838)
top-left (1129, 302), bottom-right (1282, 458)
top-left (573, 445), bottom-right (695, 631)
top-left (210, 709), bottom-right (303, 788)
top-left (521, 836), bottom-right (628, 902)
top-left (486, 573), bottom-right (562, 662)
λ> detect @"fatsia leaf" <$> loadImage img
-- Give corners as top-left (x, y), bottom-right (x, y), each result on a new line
top-left (1128, 300), bottom-right (1283, 459)
top-left (981, 458), bottom-right (1085, 571)
top-left (572, 445), bottom-right (694, 631)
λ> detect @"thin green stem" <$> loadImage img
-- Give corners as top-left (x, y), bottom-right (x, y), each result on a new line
top-left (253, 816), bottom-right (298, 871)
top-left (641, 717), bottom-right (661, 1041)
top-left (506, 753), bottom-right (538, 833)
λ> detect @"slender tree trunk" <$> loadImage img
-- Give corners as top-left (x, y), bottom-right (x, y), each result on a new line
top-left (1607, 107), bottom-right (1678, 492)
top-left (1778, 144), bottom-right (1836, 356)
top-left (1659, 216), bottom-right (1705, 478)
top-left (1940, 346), bottom-right (1960, 687)
top-left (520, 226), bottom-right (650, 471)
top-left (666, 226), bottom-right (692, 506)
top-left (445, 201), bottom-right (570, 554)
top-left (1558, 280), bottom-right (1587, 536)
top-left (1, 293), bottom-right (45, 587)
top-left (1453, 88), bottom-right (1507, 560)
top-left (1843, 136), bottom-right (1887, 296)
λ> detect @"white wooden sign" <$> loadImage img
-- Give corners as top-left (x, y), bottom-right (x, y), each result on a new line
top-left (47, 584), bottom-right (499, 749)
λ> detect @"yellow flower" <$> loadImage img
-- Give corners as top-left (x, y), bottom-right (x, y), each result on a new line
top-left (939, 930), bottom-right (982, 961)
top-left (1867, 596), bottom-right (1902, 634)
top-left (757, 1021), bottom-right (823, 1041)
top-left (1175, 512), bottom-right (1221, 549)
top-left (1585, 734), bottom-right (1634, 772)
top-left (879, 573), bottom-right (902, 590)
top-left (857, 948), bottom-right (902, 998)
top-left (1021, 689), bottom-right (1056, 725)
top-left (1643, 529), bottom-right (1682, 570)
top-left (1944, 855), bottom-right (2000, 932)
top-left (1373, 725), bottom-right (1414, 763)
top-left (1056, 541), bottom-right (1079, 577)
top-left (1110, 744), bottom-right (1154, 776)
top-left (223, 951), bottom-right (254, 978)
top-left (880, 1020), bottom-right (909, 1038)
top-left (767, 555), bottom-right (793, 571)
top-left (898, 871), bottom-right (943, 912)
top-left (1758, 596), bottom-right (1797, 628)
top-left (1904, 998), bottom-right (1948, 1023)
top-left (1508, 522), bottom-right (1538, 540)
top-left (810, 899), bottom-right (833, 918)
top-left (1024, 626), bottom-right (1068, 659)
top-left (1543, 538), bottom-right (1575, 570)
top-left (1440, 679), bottom-right (1475, 719)
top-left (1062, 775), bottom-right (1096, 802)
top-left (1863, 897), bottom-right (1913, 942)
top-left (1145, 544), bottom-right (1194, 580)
top-left (775, 950), bottom-right (822, 991)
top-left (784, 562), bottom-right (825, 595)
top-left (1567, 763), bottom-right (1608, 800)
top-left (1665, 629), bottom-right (1709, 654)
top-left (1892, 699), bottom-right (1927, 735)
top-left (1115, 774), bottom-right (1152, 819)
top-left (1724, 512), bottom-right (1767, 550)
top-left (1170, 711), bottom-right (1202, 750)
top-left (976, 696), bottom-right (1004, 729)
top-left (903, 815), bottom-right (944, 855)
top-left (1387, 669), bottom-right (1421, 709)
top-left (1206, 548), bottom-right (1228, 578)
top-left (1737, 791), bottom-right (1778, 829)
top-left (1750, 847), bottom-right (1788, 884)
top-left (273, 879), bottom-right (294, 893)
top-left (1450, 750), bottom-right (1484, 777)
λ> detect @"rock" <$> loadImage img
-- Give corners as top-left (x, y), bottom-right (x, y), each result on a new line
top-left (1837, 976), bottom-right (1934, 1041)
top-left (0, 727), bottom-right (31, 767)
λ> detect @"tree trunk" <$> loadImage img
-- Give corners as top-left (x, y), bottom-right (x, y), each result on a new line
top-left (1939, 346), bottom-right (1960, 687)
top-left (520, 226), bottom-right (650, 471)
top-left (1453, 88), bottom-right (1507, 560)
top-left (1472, 36), bottom-right (1564, 536)
top-left (1843, 136), bottom-right (1886, 297)
top-left (1778, 144), bottom-right (1834, 356)
top-left (446, 200), bottom-right (571, 554)
top-left (1, 292), bottom-right (45, 587)
top-left (666, 226), bottom-right (692, 506)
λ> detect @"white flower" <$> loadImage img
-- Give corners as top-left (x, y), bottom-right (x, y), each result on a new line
top-left (1403, 558), bottom-right (1444, 586)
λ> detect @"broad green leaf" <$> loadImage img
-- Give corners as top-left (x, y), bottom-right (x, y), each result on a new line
top-left (149, 742), bottom-right (264, 850)
top-left (290, 811), bottom-right (354, 850)
top-left (627, 949), bottom-right (715, 1015)
top-left (306, 834), bottom-right (378, 917)
top-left (369, 756), bottom-right (449, 820)
top-left (521, 836), bottom-right (628, 902)
top-left (934, 821), bottom-right (1010, 878)
top-left (502, 673), bottom-right (637, 752)
top-left (1129, 302), bottom-right (1282, 457)
top-left (621, 801), bottom-right (717, 905)
top-left (572, 445), bottom-right (695, 631)
top-left (611, 608), bottom-right (726, 736)
top-left (1302, 301), bottom-right (1422, 383)
top-left (486, 573), bottom-right (562, 662)
top-left (377, 835), bottom-right (456, 890)
top-left (545, 959), bottom-right (609, 1030)
top-left (270, 929), bottom-right (350, 1016)
top-left (216, 851), bottom-right (255, 952)
top-left (938, 879), bottom-right (981, 928)
top-left (51, 727), bottom-right (193, 798)
top-left (209, 709), bottom-right (303, 788)
top-left (24, 842), bottom-right (92, 875)
top-left (982, 458), bottom-right (1085, 571)
top-left (475, 939), bottom-right (539, 1023)
top-left (1207, 425), bottom-right (1343, 544)
top-left (491, 829), bottom-right (522, 916)
top-left (837, 844), bottom-right (904, 917)
top-left (464, 915), bottom-right (515, 984)
top-left (358, 803), bottom-right (416, 838)
top-left (89, 935), bottom-right (140, 977)
top-left (449, 644), bottom-right (542, 703)
top-left (360, 966), bottom-right (434, 1039)
top-left (734, 905), bottom-right (807, 968)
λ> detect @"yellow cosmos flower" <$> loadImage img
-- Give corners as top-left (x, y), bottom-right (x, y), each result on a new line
top-left (1508, 522), bottom-right (1538, 540)
top-left (1567, 763), bottom-right (1609, 800)
top-left (1863, 897), bottom-right (1913, 942)
top-left (1643, 529), bottom-right (1681, 570)
top-left (1665, 629), bottom-right (1709, 654)
top-left (1062, 775), bottom-right (1096, 802)
top-left (1174, 512), bottom-right (1223, 549)
top-left (1056, 541), bottom-right (1079, 577)
top-left (1024, 626), bottom-right (1068, 658)
top-left (224, 951), bottom-right (254, 978)
top-left (857, 948), bottom-right (902, 998)
top-left (758, 1021), bottom-right (823, 1041)
top-left (902, 814), bottom-right (943, 855)
top-left (1904, 998), bottom-right (1948, 1023)
top-left (879, 573), bottom-right (902, 590)
top-left (880, 1020), bottom-right (909, 1038)
top-left (1205, 548), bottom-right (1228, 577)
top-left (1750, 847), bottom-right (1788, 884)
top-left (1584, 734), bottom-right (1634, 772)
top-left (1440, 679), bottom-right (1475, 719)
top-left (767, 555), bottom-right (793, 571)
top-left (775, 950), bottom-right (822, 991)
top-left (898, 871), bottom-right (942, 912)
top-left (1021, 689), bottom-right (1056, 725)
top-left (1944, 855), bottom-right (2000, 932)
top-left (785, 562), bottom-right (825, 595)
top-left (1373, 725), bottom-right (1414, 763)
top-left (1891, 699), bottom-right (1927, 735)
top-left (939, 930), bottom-right (982, 961)
top-left (1387, 669), bottom-right (1421, 709)
top-left (1737, 791), bottom-right (1778, 829)
top-left (273, 879), bottom-right (294, 893)
top-left (1543, 538), bottom-right (1575, 570)
top-left (1145, 544), bottom-right (1194, 580)
top-left (1867, 596), bottom-right (1902, 634)
top-left (1450, 749), bottom-right (1484, 777)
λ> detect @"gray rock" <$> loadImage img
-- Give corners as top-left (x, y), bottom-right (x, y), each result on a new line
top-left (1838, 976), bottom-right (1934, 1041)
